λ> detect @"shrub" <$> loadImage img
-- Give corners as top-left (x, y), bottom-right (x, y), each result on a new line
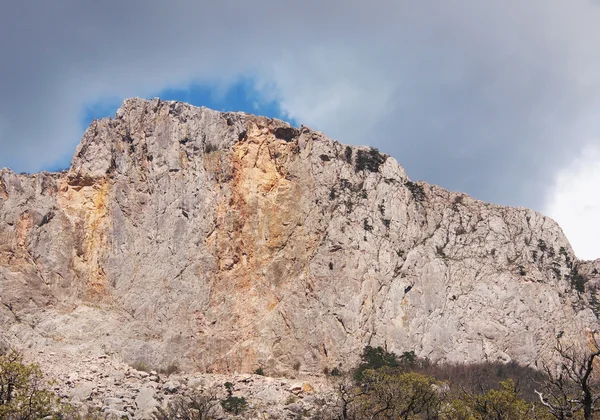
top-left (131, 361), bottom-right (150, 372)
top-left (536, 337), bottom-right (600, 420)
top-left (405, 181), bottom-right (426, 201)
top-left (329, 187), bottom-right (336, 200)
top-left (354, 148), bottom-right (386, 173)
top-left (344, 146), bottom-right (353, 164)
top-left (354, 346), bottom-right (399, 381)
top-left (220, 396), bottom-right (247, 415)
top-left (569, 268), bottom-right (587, 292)
top-left (458, 379), bottom-right (546, 420)
top-left (254, 367), bottom-right (264, 376)
top-left (559, 246), bottom-right (568, 257)
top-left (401, 350), bottom-right (417, 366)
top-left (159, 362), bottom-right (179, 376)
top-left (0, 352), bottom-right (70, 419)
top-left (153, 389), bottom-right (219, 420)
top-left (221, 382), bottom-right (247, 415)
top-left (538, 239), bottom-right (547, 253)
top-left (345, 200), bottom-right (353, 214)
top-left (353, 369), bottom-right (443, 419)
top-left (335, 346), bottom-right (567, 420)
top-left (552, 265), bottom-right (561, 279)
top-left (436, 246), bottom-right (448, 259)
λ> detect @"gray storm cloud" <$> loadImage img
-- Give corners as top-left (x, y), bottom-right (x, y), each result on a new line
top-left (1, 0), bottom-right (600, 216)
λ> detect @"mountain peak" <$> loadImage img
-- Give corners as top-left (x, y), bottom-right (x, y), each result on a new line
top-left (1, 97), bottom-right (598, 385)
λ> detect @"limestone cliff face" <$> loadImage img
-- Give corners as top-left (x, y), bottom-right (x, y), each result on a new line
top-left (1, 98), bottom-right (599, 375)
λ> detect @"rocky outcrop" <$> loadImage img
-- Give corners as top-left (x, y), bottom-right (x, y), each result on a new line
top-left (1, 98), bottom-right (599, 382)
top-left (31, 348), bottom-right (335, 419)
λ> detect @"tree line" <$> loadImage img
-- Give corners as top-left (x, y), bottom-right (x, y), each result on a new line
top-left (2, 335), bottom-right (600, 419)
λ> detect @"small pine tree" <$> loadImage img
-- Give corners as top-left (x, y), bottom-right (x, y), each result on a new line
top-left (354, 346), bottom-right (399, 381)
top-left (0, 352), bottom-right (73, 419)
top-left (220, 382), bottom-right (248, 415)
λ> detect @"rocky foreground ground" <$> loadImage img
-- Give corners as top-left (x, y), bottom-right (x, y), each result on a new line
top-left (27, 348), bottom-right (337, 419)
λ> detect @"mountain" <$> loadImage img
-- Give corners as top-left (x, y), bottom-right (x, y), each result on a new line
top-left (1, 97), bottom-right (598, 379)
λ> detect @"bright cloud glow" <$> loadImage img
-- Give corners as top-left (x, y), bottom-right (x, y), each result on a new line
top-left (546, 143), bottom-right (600, 260)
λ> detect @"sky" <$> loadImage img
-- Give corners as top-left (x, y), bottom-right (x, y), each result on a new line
top-left (0, 1), bottom-right (599, 260)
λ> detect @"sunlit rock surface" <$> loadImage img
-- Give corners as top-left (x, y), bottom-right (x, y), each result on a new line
top-left (1, 98), bottom-right (599, 381)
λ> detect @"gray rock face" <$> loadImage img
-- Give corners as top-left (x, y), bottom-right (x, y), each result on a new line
top-left (1, 97), bottom-right (599, 380)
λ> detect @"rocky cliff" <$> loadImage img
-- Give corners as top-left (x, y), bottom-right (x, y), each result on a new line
top-left (1, 98), bottom-right (599, 378)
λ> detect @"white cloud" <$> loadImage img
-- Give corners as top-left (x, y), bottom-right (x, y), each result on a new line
top-left (256, 46), bottom-right (396, 144)
top-left (545, 142), bottom-right (600, 260)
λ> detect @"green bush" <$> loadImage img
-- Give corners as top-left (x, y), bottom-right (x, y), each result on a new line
top-left (569, 268), bottom-right (587, 292)
top-left (220, 396), bottom-right (247, 415)
top-left (0, 352), bottom-right (74, 419)
top-left (221, 382), bottom-right (247, 415)
top-left (456, 379), bottom-right (548, 420)
top-left (354, 148), bottom-right (385, 173)
top-left (344, 146), bottom-right (353, 164)
top-left (353, 368), bottom-right (443, 419)
top-left (405, 181), bottom-right (426, 201)
top-left (354, 346), bottom-right (399, 381)
top-left (153, 389), bottom-right (219, 420)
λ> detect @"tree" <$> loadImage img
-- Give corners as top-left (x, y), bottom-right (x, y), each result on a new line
top-left (460, 379), bottom-right (549, 420)
top-left (220, 382), bottom-right (247, 415)
top-left (354, 148), bottom-right (385, 173)
top-left (353, 368), bottom-right (443, 419)
top-left (310, 378), bottom-right (357, 420)
top-left (353, 346), bottom-right (399, 381)
top-left (153, 389), bottom-right (219, 420)
top-left (535, 337), bottom-right (600, 420)
top-left (438, 398), bottom-right (475, 420)
top-left (0, 351), bottom-right (68, 420)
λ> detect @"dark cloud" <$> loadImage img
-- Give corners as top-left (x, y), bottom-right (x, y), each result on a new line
top-left (1, 0), bottom-right (600, 217)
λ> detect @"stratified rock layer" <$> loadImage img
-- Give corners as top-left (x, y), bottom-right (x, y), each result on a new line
top-left (1, 98), bottom-right (599, 376)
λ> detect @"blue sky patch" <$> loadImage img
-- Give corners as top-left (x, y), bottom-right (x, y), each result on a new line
top-left (80, 78), bottom-right (295, 132)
